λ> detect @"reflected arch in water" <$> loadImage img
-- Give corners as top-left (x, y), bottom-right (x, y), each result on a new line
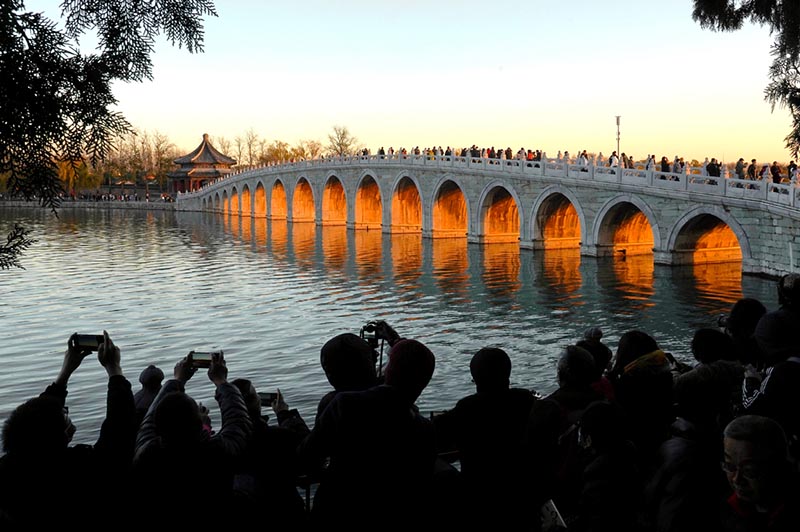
top-left (391, 175), bottom-right (422, 233)
top-left (355, 173), bottom-right (382, 230)
top-left (482, 242), bottom-right (522, 299)
top-left (254, 182), bottom-right (267, 218)
top-left (292, 177), bottom-right (315, 222)
top-left (432, 177), bottom-right (468, 238)
top-left (322, 175), bottom-right (347, 226)
top-left (271, 180), bottom-right (288, 220)
top-left (321, 225), bottom-right (348, 273)
top-left (478, 181), bottom-right (521, 243)
top-left (594, 195), bottom-right (659, 256)
top-left (531, 185), bottom-right (585, 250)
top-left (667, 206), bottom-right (746, 264)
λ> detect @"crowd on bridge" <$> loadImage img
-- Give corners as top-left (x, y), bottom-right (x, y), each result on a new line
top-left (215, 145), bottom-right (799, 192)
top-left (2, 274), bottom-right (800, 530)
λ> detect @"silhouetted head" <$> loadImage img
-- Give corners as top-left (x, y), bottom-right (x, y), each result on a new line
top-left (139, 365), bottom-right (164, 392)
top-left (231, 378), bottom-right (260, 418)
top-left (384, 339), bottom-right (435, 403)
top-left (557, 345), bottom-right (597, 388)
top-left (611, 330), bottom-right (658, 378)
top-left (576, 338), bottom-right (613, 379)
top-left (154, 392), bottom-right (203, 447)
top-left (726, 298), bottom-right (767, 341)
top-left (691, 328), bottom-right (736, 364)
top-left (2, 396), bottom-right (71, 457)
top-left (469, 347), bottom-right (511, 393)
top-left (320, 333), bottom-right (377, 392)
top-left (754, 309), bottom-right (799, 366)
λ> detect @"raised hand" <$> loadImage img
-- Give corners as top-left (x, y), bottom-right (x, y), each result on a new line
top-left (55, 333), bottom-right (94, 386)
top-left (273, 388), bottom-right (289, 414)
top-left (207, 351), bottom-right (228, 386)
top-left (174, 354), bottom-right (197, 384)
top-left (98, 330), bottom-right (122, 377)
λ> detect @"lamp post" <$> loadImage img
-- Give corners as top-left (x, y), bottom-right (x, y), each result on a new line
top-left (615, 115), bottom-right (621, 159)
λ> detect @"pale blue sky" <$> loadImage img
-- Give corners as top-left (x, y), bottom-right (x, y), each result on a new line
top-left (27, 0), bottom-right (792, 161)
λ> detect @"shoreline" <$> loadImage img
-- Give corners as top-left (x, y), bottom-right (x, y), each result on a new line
top-left (0, 199), bottom-right (176, 212)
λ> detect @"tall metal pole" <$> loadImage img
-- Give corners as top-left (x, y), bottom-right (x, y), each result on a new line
top-left (615, 115), bottom-right (621, 158)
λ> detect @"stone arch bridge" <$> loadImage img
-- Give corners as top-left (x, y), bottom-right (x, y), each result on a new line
top-left (177, 155), bottom-right (800, 277)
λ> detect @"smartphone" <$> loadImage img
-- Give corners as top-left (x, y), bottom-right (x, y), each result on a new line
top-left (191, 351), bottom-right (218, 368)
top-left (429, 410), bottom-right (447, 420)
top-left (258, 391), bottom-right (278, 405)
top-left (74, 334), bottom-right (104, 352)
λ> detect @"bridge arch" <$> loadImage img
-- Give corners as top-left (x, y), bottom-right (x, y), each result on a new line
top-left (240, 184), bottom-right (251, 216)
top-left (530, 185), bottom-right (587, 250)
top-left (270, 179), bottom-right (287, 219)
top-left (213, 192), bottom-right (220, 212)
top-left (254, 182), bottom-right (266, 218)
top-left (322, 174), bottom-right (347, 225)
top-left (292, 177), bottom-right (315, 222)
top-left (355, 171), bottom-right (383, 230)
top-left (230, 186), bottom-right (240, 215)
top-left (431, 176), bottom-right (469, 237)
top-left (477, 180), bottom-right (522, 243)
top-left (593, 194), bottom-right (661, 255)
top-left (222, 190), bottom-right (229, 215)
top-left (666, 206), bottom-right (748, 264)
top-left (391, 174), bottom-right (422, 233)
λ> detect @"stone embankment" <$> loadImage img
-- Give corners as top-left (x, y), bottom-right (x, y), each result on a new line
top-left (0, 199), bottom-right (176, 212)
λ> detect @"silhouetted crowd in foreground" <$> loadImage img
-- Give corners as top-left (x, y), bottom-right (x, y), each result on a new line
top-left (2, 276), bottom-right (800, 531)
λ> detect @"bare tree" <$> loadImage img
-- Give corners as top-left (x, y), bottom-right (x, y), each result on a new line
top-left (244, 128), bottom-right (260, 167)
top-left (327, 125), bottom-right (358, 156)
top-left (233, 136), bottom-right (245, 169)
top-left (295, 139), bottom-right (323, 160)
top-left (214, 135), bottom-right (233, 158)
top-left (150, 130), bottom-right (177, 190)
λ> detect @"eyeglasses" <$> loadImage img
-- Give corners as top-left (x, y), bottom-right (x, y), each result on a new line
top-left (720, 461), bottom-right (762, 481)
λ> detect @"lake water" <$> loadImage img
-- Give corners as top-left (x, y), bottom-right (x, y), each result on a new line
top-left (0, 205), bottom-right (779, 444)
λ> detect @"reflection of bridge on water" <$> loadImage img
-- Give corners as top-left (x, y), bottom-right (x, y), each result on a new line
top-left (177, 155), bottom-right (800, 276)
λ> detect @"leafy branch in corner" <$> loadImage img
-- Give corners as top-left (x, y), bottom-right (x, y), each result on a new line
top-left (0, 224), bottom-right (37, 270)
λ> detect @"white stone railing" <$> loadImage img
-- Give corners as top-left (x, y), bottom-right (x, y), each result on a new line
top-left (178, 154), bottom-right (800, 209)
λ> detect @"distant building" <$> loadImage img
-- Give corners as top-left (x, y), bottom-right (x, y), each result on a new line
top-left (168, 133), bottom-right (236, 193)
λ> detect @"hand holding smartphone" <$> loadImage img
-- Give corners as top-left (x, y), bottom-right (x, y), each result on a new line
top-left (190, 351), bottom-right (219, 368)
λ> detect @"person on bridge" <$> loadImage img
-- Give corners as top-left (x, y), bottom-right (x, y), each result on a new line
top-left (747, 159), bottom-right (757, 180)
top-left (735, 158), bottom-right (746, 179)
top-left (770, 161), bottom-right (782, 184)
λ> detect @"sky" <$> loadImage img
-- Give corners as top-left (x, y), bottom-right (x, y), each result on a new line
top-left (26, 0), bottom-right (795, 162)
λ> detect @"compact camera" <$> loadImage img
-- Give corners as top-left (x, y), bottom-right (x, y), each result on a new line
top-left (74, 334), bottom-right (104, 352)
top-left (360, 321), bottom-right (379, 347)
